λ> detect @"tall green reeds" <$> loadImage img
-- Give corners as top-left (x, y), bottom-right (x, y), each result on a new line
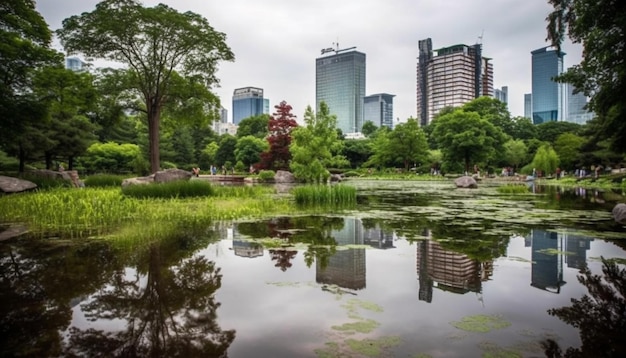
top-left (122, 180), bottom-right (215, 198)
top-left (292, 185), bottom-right (357, 207)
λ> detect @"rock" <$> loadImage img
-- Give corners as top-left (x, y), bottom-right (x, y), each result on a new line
top-left (454, 175), bottom-right (478, 189)
top-left (0, 225), bottom-right (29, 241)
top-left (121, 175), bottom-right (155, 187)
top-left (274, 170), bottom-right (296, 183)
top-left (154, 168), bottom-right (192, 183)
top-left (330, 174), bottom-right (343, 182)
top-left (0, 175), bottom-right (37, 193)
top-left (613, 203), bottom-right (626, 224)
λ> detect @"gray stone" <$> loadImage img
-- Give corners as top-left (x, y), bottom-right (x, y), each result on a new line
top-left (0, 175), bottom-right (37, 193)
top-left (454, 175), bottom-right (478, 189)
top-left (612, 203), bottom-right (626, 224)
top-left (274, 170), bottom-right (296, 183)
top-left (121, 175), bottom-right (155, 187)
top-left (330, 174), bottom-right (343, 182)
top-left (154, 168), bottom-right (192, 183)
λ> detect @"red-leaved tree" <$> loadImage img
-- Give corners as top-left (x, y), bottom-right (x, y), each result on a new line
top-left (257, 101), bottom-right (298, 171)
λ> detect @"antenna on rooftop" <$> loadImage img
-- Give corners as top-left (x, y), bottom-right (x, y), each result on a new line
top-left (477, 29), bottom-right (484, 45)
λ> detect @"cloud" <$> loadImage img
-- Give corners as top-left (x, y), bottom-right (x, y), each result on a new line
top-left (36, 0), bottom-right (582, 123)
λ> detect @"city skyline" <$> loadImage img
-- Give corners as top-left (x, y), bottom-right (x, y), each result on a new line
top-left (37, 0), bottom-right (583, 125)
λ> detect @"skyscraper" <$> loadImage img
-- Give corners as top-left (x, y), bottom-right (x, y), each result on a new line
top-left (565, 82), bottom-right (594, 124)
top-left (65, 57), bottom-right (86, 72)
top-left (363, 93), bottom-right (395, 129)
top-left (416, 39), bottom-right (493, 125)
top-left (232, 87), bottom-right (266, 125)
top-left (493, 86), bottom-right (508, 106)
top-left (316, 46), bottom-right (366, 134)
top-left (524, 93), bottom-right (532, 119)
top-left (531, 46), bottom-right (565, 124)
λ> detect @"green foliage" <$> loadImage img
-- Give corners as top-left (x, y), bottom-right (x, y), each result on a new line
top-left (122, 180), bottom-right (214, 199)
top-left (290, 103), bottom-right (345, 183)
top-left (215, 135), bottom-right (237, 167)
top-left (199, 142), bottom-right (219, 169)
top-left (510, 116), bottom-right (539, 140)
top-left (0, 150), bottom-right (19, 171)
top-left (461, 97), bottom-right (514, 136)
top-left (361, 121), bottom-right (377, 137)
top-left (387, 117), bottom-right (429, 171)
top-left (235, 135), bottom-right (268, 167)
top-left (57, 0), bottom-right (234, 173)
top-left (234, 160), bottom-right (245, 173)
top-left (20, 173), bottom-right (71, 189)
top-left (257, 170), bottom-right (275, 182)
top-left (536, 121), bottom-right (582, 145)
top-left (82, 142), bottom-right (141, 173)
top-left (503, 139), bottom-right (528, 170)
top-left (554, 132), bottom-right (585, 170)
top-left (292, 185), bottom-right (356, 207)
top-left (432, 106), bottom-right (507, 173)
top-left (530, 144), bottom-right (560, 176)
top-left (342, 139), bottom-right (373, 169)
top-left (236, 114), bottom-right (269, 139)
top-left (83, 174), bottom-right (127, 187)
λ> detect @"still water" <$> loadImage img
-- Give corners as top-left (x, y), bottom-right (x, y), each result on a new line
top-left (1, 180), bottom-right (625, 357)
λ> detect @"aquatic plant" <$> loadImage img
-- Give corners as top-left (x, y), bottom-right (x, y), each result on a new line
top-left (122, 180), bottom-right (215, 198)
top-left (292, 184), bottom-right (356, 206)
top-left (257, 170), bottom-right (275, 182)
top-left (496, 184), bottom-right (530, 194)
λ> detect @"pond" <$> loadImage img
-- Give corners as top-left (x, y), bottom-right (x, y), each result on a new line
top-left (1, 180), bottom-right (625, 357)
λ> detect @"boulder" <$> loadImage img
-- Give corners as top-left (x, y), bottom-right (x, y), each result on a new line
top-left (274, 170), bottom-right (296, 183)
top-left (121, 175), bottom-right (155, 187)
top-left (0, 175), bottom-right (37, 193)
top-left (454, 175), bottom-right (478, 189)
top-left (154, 168), bottom-right (192, 183)
top-left (613, 203), bottom-right (626, 224)
top-left (330, 174), bottom-right (343, 182)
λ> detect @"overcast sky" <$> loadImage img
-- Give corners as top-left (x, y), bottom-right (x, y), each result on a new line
top-left (36, 0), bottom-right (582, 123)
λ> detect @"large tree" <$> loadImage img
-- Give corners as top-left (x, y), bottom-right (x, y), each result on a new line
top-left (387, 117), bottom-right (429, 171)
top-left (0, 0), bottom-right (62, 172)
top-left (258, 101), bottom-right (298, 171)
top-left (546, 0), bottom-right (626, 153)
top-left (236, 114), bottom-right (269, 139)
top-left (57, 0), bottom-right (234, 173)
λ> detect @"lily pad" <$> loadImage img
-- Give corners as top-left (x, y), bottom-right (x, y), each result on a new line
top-left (451, 314), bottom-right (511, 333)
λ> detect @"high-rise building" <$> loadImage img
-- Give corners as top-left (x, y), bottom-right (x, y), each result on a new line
top-left (416, 39), bottom-right (493, 126)
top-left (65, 57), bottom-right (86, 72)
top-left (316, 46), bottom-right (366, 134)
top-left (219, 107), bottom-right (228, 124)
top-left (493, 86), bottom-right (508, 106)
top-left (363, 93), bottom-right (395, 129)
top-left (524, 93), bottom-right (532, 119)
top-left (232, 87), bottom-right (266, 125)
top-left (565, 82), bottom-right (594, 124)
top-left (531, 46), bottom-right (565, 124)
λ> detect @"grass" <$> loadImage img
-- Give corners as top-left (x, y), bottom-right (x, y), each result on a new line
top-left (292, 184), bottom-right (357, 207)
top-left (83, 174), bottom-right (129, 187)
top-left (496, 184), bottom-right (530, 194)
top-left (122, 180), bottom-right (215, 198)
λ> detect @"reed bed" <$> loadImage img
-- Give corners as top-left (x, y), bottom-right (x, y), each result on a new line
top-left (496, 184), bottom-right (530, 194)
top-left (84, 174), bottom-right (128, 187)
top-left (292, 184), bottom-right (357, 207)
top-left (122, 180), bottom-right (215, 198)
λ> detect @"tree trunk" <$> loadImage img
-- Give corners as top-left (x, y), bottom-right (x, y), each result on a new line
top-left (147, 98), bottom-right (161, 174)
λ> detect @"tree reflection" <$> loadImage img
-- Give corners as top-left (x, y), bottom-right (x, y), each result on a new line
top-left (63, 242), bottom-right (235, 357)
top-left (269, 249), bottom-right (298, 272)
top-left (0, 241), bottom-right (119, 357)
top-left (543, 258), bottom-right (626, 357)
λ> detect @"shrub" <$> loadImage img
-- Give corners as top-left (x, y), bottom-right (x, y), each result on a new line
top-left (122, 180), bottom-right (214, 199)
top-left (84, 174), bottom-right (127, 187)
top-left (258, 170), bottom-right (275, 182)
top-left (21, 173), bottom-right (71, 189)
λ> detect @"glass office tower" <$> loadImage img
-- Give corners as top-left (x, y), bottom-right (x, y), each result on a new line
top-left (524, 93), bottom-right (532, 119)
top-left (316, 48), bottom-right (366, 134)
top-left (232, 87), bottom-right (266, 125)
top-left (531, 47), bottom-right (565, 124)
top-left (363, 93), bottom-right (395, 129)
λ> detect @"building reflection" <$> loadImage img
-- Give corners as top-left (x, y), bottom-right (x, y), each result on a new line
top-left (316, 218), bottom-right (368, 290)
top-left (527, 229), bottom-right (592, 293)
top-left (416, 230), bottom-right (493, 303)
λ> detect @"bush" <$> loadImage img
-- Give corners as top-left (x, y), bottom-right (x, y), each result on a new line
top-left (234, 160), bottom-right (246, 173)
top-left (122, 180), bottom-right (214, 199)
top-left (84, 174), bottom-right (127, 187)
top-left (258, 170), bottom-right (275, 182)
top-left (21, 173), bottom-right (71, 189)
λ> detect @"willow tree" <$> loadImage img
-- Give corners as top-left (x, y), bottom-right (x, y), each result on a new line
top-left (57, 0), bottom-right (234, 173)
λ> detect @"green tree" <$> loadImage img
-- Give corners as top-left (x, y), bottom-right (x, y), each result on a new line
top-left (236, 114), bottom-right (269, 139)
top-left (510, 116), bottom-right (539, 140)
top-left (503, 139), bottom-right (528, 172)
top-left (81, 142), bottom-right (141, 173)
top-left (432, 109), bottom-right (507, 173)
top-left (364, 127), bottom-right (393, 169)
top-left (215, 134), bottom-right (237, 167)
top-left (531, 144), bottom-right (560, 176)
top-left (290, 103), bottom-right (344, 183)
top-left (361, 120), bottom-right (377, 137)
top-left (536, 121), bottom-right (582, 144)
top-left (343, 139), bottom-right (373, 168)
top-left (235, 135), bottom-right (268, 167)
top-left (0, 0), bottom-right (62, 172)
top-left (554, 132), bottom-right (585, 170)
top-left (547, 0), bottom-right (626, 153)
top-left (462, 97), bottom-right (514, 136)
top-left (199, 141), bottom-right (219, 169)
top-left (57, 0), bottom-right (234, 173)
top-left (387, 117), bottom-right (429, 171)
